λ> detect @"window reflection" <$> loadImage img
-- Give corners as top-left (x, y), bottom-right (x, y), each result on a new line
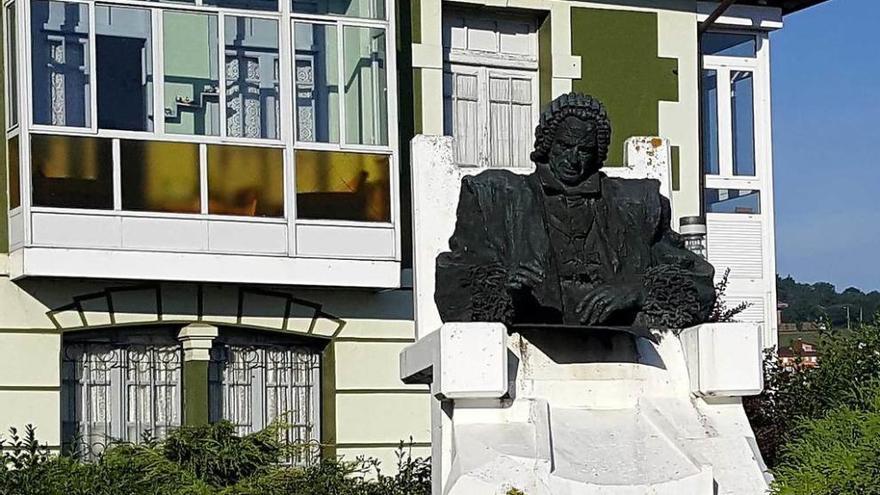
top-left (225, 17), bottom-right (280, 139)
top-left (31, 135), bottom-right (113, 209)
top-left (705, 189), bottom-right (760, 214)
top-left (121, 140), bottom-right (200, 213)
top-left (295, 150), bottom-right (390, 222)
top-left (8, 136), bottom-right (20, 209)
top-left (208, 145), bottom-right (284, 217)
top-left (701, 69), bottom-right (719, 175)
top-left (292, 0), bottom-right (385, 20)
top-left (701, 32), bottom-right (756, 58)
top-left (293, 23), bottom-right (340, 143)
top-left (343, 26), bottom-right (387, 146)
top-left (6, 4), bottom-right (19, 128)
top-left (31, 0), bottom-right (91, 127)
top-left (731, 71), bottom-right (756, 176)
top-left (206, 0), bottom-right (277, 11)
top-left (96, 6), bottom-right (153, 132)
top-left (163, 12), bottom-right (220, 136)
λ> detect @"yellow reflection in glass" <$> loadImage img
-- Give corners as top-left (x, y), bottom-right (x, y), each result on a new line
top-left (207, 145), bottom-right (284, 217)
top-left (8, 136), bottom-right (20, 209)
top-left (295, 150), bottom-right (390, 222)
top-left (31, 134), bottom-right (113, 209)
top-left (121, 140), bottom-right (200, 213)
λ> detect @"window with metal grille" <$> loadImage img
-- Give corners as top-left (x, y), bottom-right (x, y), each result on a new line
top-left (61, 331), bottom-right (182, 457)
top-left (208, 338), bottom-right (321, 465)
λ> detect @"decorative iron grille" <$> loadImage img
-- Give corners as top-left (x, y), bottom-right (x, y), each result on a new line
top-left (61, 339), bottom-right (181, 458)
top-left (209, 343), bottom-right (321, 465)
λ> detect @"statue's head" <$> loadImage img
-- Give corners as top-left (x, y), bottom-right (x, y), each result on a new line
top-left (530, 93), bottom-right (611, 186)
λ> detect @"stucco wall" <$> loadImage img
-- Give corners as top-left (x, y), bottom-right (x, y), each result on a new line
top-left (0, 260), bottom-right (430, 467)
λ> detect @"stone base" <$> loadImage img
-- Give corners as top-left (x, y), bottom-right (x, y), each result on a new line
top-left (401, 323), bottom-right (769, 495)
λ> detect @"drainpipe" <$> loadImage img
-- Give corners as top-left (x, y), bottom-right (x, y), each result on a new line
top-left (696, 0), bottom-right (737, 225)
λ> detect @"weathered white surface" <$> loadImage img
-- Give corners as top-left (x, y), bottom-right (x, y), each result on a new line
top-left (400, 323), bottom-right (508, 399)
top-left (620, 136), bottom-right (673, 199)
top-left (680, 322), bottom-right (764, 397)
top-left (401, 325), bottom-right (769, 494)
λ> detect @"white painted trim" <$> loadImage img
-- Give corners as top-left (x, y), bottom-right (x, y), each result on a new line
top-left (703, 28), bottom-right (778, 347)
top-left (11, 246), bottom-right (402, 288)
top-left (112, 139), bottom-right (122, 210)
top-left (30, 206), bottom-right (287, 223)
top-left (217, 11), bottom-right (228, 139)
top-left (199, 143), bottom-right (209, 214)
top-left (87, 2), bottom-right (98, 132)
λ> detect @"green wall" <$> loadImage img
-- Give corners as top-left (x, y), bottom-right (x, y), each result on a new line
top-left (183, 361), bottom-right (210, 426)
top-left (570, 7), bottom-right (678, 166)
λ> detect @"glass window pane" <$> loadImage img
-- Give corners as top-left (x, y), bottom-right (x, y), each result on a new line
top-left (31, 134), bottom-right (113, 209)
top-left (705, 189), bottom-right (760, 214)
top-left (163, 12), bottom-right (220, 136)
top-left (6, 4), bottom-right (19, 128)
top-left (121, 140), bottom-right (200, 213)
top-left (96, 6), bottom-right (153, 132)
top-left (225, 17), bottom-right (279, 139)
top-left (295, 150), bottom-right (390, 222)
top-left (342, 26), bottom-right (387, 146)
top-left (293, 23), bottom-right (339, 143)
top-left (701, 69), bottom-right (719, 175)
top-left (208, 145), bottom-right (283, 217)
top-left (31, 0), bottom-right (91, 127)
top-left (701, 32), bottom-right (756, 58)
top-left (292, 0), bottom-right (385, 20)
top-left (8, 136), bottom-right (20, 209)
top-left (206, 0), bottom-right (277, 11)
top-left (731, 71), bottom-right (756, 176)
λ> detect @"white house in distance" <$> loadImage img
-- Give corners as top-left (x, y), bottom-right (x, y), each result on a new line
top-left (0, 0), bottom-right (826, 468)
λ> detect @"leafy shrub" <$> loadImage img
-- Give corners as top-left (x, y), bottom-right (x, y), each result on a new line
top-left (0, 421), bottom-right (430, 495)
top-left (744, 321), bottom-right (880, 467)
top-left (770, 385), bottom-right (880, 495)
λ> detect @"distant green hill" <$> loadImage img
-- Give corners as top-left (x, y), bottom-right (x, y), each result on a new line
top-left (777, 275), bottom-right (880, 327)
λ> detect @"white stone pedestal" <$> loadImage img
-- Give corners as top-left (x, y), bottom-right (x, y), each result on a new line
top-left (401, 323), bottom-right (769, 495)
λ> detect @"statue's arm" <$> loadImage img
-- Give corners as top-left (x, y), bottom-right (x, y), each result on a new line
top-left (435, 178), bottom-right (515, 324)
top-left (641, 195), bottom-right (716, 328)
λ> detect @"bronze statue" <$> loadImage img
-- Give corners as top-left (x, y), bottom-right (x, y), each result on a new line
top-left (435, 93), bottom-right (715, 330)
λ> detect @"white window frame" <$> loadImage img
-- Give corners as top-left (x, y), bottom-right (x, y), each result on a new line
top-left (701, 29), bottom-right (778, 347)
top-left (441, 8), bottom-right (540, 169)
top-left (444, 63), bottom-right (539, 168)
top-left (3, 0), bottom-right (20, 133)
top-left (8, 0), bottom-right (401, 267)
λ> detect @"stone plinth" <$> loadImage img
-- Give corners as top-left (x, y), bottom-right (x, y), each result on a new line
top-left (401, 323), bottom-right (770, 495)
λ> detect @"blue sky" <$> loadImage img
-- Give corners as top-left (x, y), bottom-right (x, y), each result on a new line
top-left (771, 0), bottom-right (880, 291)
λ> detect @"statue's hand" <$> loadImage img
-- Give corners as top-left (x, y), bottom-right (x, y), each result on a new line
top-left (577, 283), bottom-right (644, 325)
top-left (506, 261), bottom-right (545, 292)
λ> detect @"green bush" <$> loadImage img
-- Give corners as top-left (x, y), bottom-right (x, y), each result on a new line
top-left (744, 320), bottom-right (880, 467)
top-left (742, 318), bottom-right (880, 492)
top-left (770, 386), bottom-right (880, 495)
top-left (0, 422), bottom-right (430, 495)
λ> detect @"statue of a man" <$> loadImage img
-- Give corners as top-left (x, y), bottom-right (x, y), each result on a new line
top-left (435, 93), bottom-right (716, 329)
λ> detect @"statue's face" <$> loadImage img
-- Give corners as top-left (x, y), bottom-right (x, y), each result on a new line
top-left (548, 115), bottom-right (601, 186)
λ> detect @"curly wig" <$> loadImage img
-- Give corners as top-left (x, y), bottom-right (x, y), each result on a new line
top-left (530, 92), bottom-right (612, 165)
